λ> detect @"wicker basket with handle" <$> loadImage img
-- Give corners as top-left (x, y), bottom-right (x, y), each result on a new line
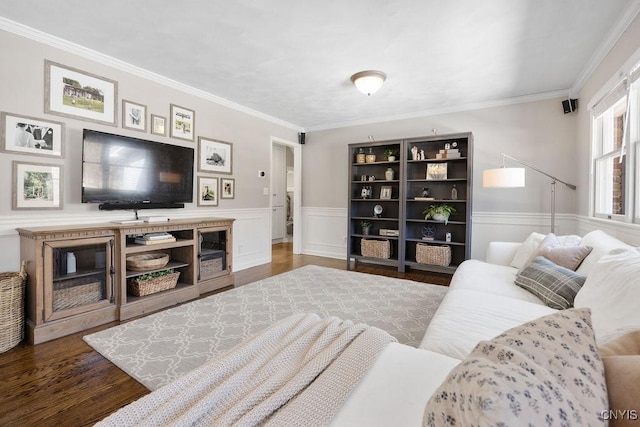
top-left (129, 271), bottom-right (180, 297)
top-left (416, 243), bottom-right (451, 266)
top-left (361, 239), bottom-right (391, 259)
top-left (0, 261), bottom-right (27, 353)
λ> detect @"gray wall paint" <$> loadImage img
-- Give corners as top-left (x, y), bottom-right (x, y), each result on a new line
top-left (303, 97), bottom-right (578, 217)
top-left (0, 29), bottom-right (298, 218)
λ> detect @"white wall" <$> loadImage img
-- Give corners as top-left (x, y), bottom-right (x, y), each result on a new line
top-left (303, 97), bottom-right (579, 260)
top-left (0, 28), bottom-right (298, 271)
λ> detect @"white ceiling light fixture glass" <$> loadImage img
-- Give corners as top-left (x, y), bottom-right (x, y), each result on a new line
top-left (350, 70), bottom-right (386, 96)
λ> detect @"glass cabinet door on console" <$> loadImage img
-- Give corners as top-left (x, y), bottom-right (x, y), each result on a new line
top-left (42, 236), bottom-right (115, 322)
top-left (198, 228), bottom-right (230, 281)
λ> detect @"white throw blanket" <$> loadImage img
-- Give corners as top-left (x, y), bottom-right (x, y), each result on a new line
top-left (97, 313), bottom-right (396, 426)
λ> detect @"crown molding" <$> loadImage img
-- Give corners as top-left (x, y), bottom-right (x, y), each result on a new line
top-left (305, 90), bottom-right (569, 132)
top-left (571, 0), bottom-right (640, 96)
top-left (0, 17), bottom-right (304, 132)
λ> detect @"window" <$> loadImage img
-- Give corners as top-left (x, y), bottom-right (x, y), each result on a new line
top-left (591, 62), bottom-right (640, 223)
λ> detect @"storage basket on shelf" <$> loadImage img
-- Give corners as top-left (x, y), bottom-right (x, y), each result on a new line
top-left (361, 239), bottom-right (391, 259)
top-left (53, 277), bottom-right (103, 311)
top-left (416, 243), bottom-right (451, 266)
top-left (129, 271), bottom-right (180, 297)
top-left (126, 253), bottom-right (170, 271)
top-left (0, 261), bottom-right (27, 353)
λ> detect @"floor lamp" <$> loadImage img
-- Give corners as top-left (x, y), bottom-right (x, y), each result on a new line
top-left (483, 153), bottom-right (576, 233)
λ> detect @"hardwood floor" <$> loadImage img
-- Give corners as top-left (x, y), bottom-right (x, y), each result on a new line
top-left (0, 244), bottom-right (449, 426)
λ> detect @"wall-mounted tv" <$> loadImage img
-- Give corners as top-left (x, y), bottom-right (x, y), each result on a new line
top-left (82, 129), bottom-right (194, 210)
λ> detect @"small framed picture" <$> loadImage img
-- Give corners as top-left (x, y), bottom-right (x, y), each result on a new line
top-left (197, 176), bottom-right (218, 206)
top-left (221, 178), bottom-right (235, 199)
top-left (1, 112), bottom-right (64, 157)
top-left (380, 185), bottom-right (392, 200)
top-left (44, 60), bottom-right (117, 126)
top-left (150, 114), bottom-right (167, 136)
top-left (426, 163), bottom-right (448, 180)
top-left (198, 137), bottom-right (233, 175)
top-left (13, 161), bottom-right (63, 210)
top-left (122, 100), bottom-right (147, 132)
top-left (170, 104), bottom-right (195, 141)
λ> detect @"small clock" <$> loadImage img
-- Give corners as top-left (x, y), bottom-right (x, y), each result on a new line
top-left (373, 205), bottom-right (383, 217)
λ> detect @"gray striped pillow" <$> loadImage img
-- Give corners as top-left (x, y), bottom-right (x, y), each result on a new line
top-left (514, 256), bottom-right (586, 309)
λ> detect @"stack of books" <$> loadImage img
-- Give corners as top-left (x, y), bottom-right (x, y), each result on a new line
top-left (436, 148), bottom-right (461, 159)
top-left (134, 232), bottom-right (176, 245)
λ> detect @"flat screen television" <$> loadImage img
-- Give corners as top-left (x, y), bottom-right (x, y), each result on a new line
top-left (82, 129), bottom-right (194, 210)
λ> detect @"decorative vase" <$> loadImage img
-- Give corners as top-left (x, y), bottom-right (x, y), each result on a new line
top-left (365, 148), bottom-right (376, 163)
top-left (362, 226), bottom-right (370, 235)
top-left (385, 168), bottom-right (394, 181)
top-left (356, 148), bottom-right (366, 164)
top-left (388, 155), bottom-right (396, 162)
top-left (432, 213), bottom-right (448, 223)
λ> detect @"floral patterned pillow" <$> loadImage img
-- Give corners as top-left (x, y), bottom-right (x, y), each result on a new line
top-left (424, 308), bottom-right (608, 426)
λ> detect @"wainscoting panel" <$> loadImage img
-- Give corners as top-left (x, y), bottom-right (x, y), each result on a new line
top-left (0, 208), bottom-right (272, 272)
top-left (301, 207), bottom-right (347, 260)
top-left (576, 216), bottom-right (640, 246)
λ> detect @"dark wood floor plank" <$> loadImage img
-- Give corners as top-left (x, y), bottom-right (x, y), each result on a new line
top-left (0, 244), bottom-right (449, 426)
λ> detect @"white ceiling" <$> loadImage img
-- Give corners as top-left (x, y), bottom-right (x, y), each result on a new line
top-left (1, 1), bottom-right (639, 131)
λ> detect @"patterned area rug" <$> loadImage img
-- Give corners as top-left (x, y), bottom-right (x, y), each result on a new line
top-left (84, 265), bottom-right (448, 390)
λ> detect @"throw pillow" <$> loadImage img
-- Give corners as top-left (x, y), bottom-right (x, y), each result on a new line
top-left (601, 356), bottom-right (640, 427)
top-left (514, 256), bottom-right (587, 309)
top-left (525, 232), bottom-right (592, 271)
top-left (423, 308), bottom-right (608, 427)
top-left (574, 248), bottom-right (640, 344)
top-left (575, 230), bottom-right (632, 276)
top-left (598, 330), bottom-right (640, 357)
top-left (510, 232), bottom-right (582, 270)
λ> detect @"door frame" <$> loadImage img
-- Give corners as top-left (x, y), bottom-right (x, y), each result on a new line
top-left (271, 136), bottom-right (301, 254)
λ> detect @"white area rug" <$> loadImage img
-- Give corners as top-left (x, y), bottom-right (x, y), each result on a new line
top-left (84, 265), bottom-right (448, 390)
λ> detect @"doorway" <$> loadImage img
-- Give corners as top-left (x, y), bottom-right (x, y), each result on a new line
top-left (271, 137), bottom-right (301, 255)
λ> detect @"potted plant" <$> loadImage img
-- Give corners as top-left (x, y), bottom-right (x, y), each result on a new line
top-left (384, 148), bottom-right (397, 161)
top-left (360, 220), bottom-right (372, 235)
top-left (423, 204), bottom-right (457, 224)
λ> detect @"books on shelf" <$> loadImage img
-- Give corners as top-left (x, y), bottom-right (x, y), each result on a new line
top-left (134, 236), bottom-right (176, 245)
top-left (379, 229), bottom-right (399, 237)
top-left (436, 148), bottom-right (461, 159)
top-left (142, 232), bottom-right (173, 240)
top-left (414, 197), bottom-right (435, 201)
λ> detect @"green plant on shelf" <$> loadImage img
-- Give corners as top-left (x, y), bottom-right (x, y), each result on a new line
top-left (135, 268), bottom-right (175, 281)
top-left (423, 204), bottom-right (457, 224)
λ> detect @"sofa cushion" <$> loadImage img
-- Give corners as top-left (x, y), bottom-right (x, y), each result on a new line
top-left (423, 308), bottom-right (608, 427)
top-left (527, 233), bottom-right (592, 270)
top-left (598, 330), bottom-right (640, 357)
top-left (514, 256), bottom-right (587, 310)
top-left (574, 247), bottom-right (640, 344)
top-left (601, 356), bottom-right (640, 427)
top-left (575, 230), bottom-right (632, 276)
top-left (419, 289), bottom-right (556, 360)
top-left (449, 259), bottom-right (544, 304)
top-left (510, 232), bottom-right (582, 270)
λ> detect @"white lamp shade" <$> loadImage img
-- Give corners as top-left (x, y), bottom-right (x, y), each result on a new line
top-left (351, 71), bottom-right (386, 95)
top-left (483, 167), bottom-right (525, 188)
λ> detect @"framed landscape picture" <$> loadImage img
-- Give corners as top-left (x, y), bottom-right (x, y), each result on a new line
top-left (197, 176), bottom-right (218, 206)
top-left (1, 112), bottom-right (64, 157)
top-left (122, 100), bottom-right (147, 132)
top-left (13, 161), bottom-right (63, 210)
top-left (221, 178), bottom-right (235, 199)
top-left (44, 60), bottom-right (117, 126)
top-left (170, 104), bottom-right (195, 141)
top-left (198, 137), bottom-right (233, 174)
top-left (151, 114), bottom-right (167, 136)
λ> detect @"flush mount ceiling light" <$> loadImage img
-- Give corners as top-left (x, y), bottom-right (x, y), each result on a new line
top-left (350, 70), bottom-right (386, 96)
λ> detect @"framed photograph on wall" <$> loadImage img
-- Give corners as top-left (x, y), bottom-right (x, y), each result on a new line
top-left (44, 60), bottom-right (117, 126)
top-left (426, 163), bottom-right (447, 180)
top-left (170, 104), bottom-right (195, 141)
top-left (13, 161), bottom-right (63, 210)
top-left (1, 112), bottom-right (64, 157)
top-left (197, 176), bottom-right (218, 206)
top-left (122, 100), bottom-right (147, 132)
top-left (221, 178), bottom-right (235, 199)
top-left (150, 114), bottom-right (167, 136)
top-left (198, 137), bottom-right (233, 175)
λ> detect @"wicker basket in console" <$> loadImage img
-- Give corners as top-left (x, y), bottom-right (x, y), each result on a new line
top-left (416, 243), bottom-right (451, 266)
top-left (129, 271), bottom-right (180, 297)
top-left (53, 277), bottom-right (103, 312)
top-left (361, 239), bottom-right (391, 259)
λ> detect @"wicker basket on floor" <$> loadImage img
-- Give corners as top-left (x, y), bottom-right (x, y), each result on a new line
top-left (0, 261), bottom-right (27, 353)
top-left (361, 239), bottom-right (391, 259)
top-left (129, 271), bottom-right (180, 297)
top-left (416, 243), bottom-right (451, 266)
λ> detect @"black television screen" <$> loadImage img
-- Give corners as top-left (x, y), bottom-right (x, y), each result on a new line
top-left (82, 129), bottom-right (194, 207)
